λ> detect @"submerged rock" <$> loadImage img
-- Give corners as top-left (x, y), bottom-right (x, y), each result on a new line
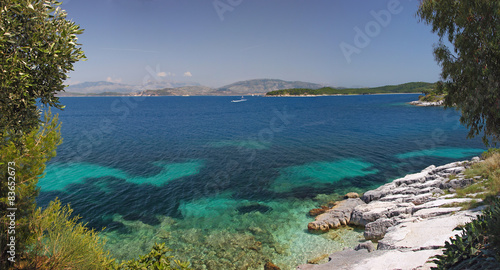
top-left (105, 221), bottom-right (128, 233)
top-left (307, 254), bottom-right (330, 264)
top-left (309, 206), bottom-right (330, 217)
top-left (264, 261), bottom-right (281, 270)
top-left (344, 192), bottom-right (360, 199)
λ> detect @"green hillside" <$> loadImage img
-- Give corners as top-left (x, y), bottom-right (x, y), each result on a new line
top-left (265, 82), bottom-right (436, 96)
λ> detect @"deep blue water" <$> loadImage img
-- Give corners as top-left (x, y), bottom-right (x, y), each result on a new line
top-left (37, 94), bottom-right (486, 269)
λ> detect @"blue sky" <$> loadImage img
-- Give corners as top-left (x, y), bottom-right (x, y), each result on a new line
top-left (62, 0), bottom-right (442, 88)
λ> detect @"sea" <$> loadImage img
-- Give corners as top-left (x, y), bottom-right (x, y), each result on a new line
top-left (37, 94), bottom-right (486, 269)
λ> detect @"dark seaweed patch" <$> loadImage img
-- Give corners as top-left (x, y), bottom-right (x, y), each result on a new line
top-left (237, 204), bottom-right (272, 214)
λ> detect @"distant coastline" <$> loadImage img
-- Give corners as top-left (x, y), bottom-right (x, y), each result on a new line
top-left (265, 92), bottom-right (421, 97)
top-left (60, 78), bottom-right (324, 97)
top-left (58, 80), bottom-right (437, 98)
top-left (265, 82), bottom-right (435, 97)
top-left (57, 92), bottom-right (423, 98)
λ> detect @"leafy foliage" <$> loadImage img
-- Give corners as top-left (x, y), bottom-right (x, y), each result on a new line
top-left (432, 198), bottom-right (500, 269)
top-left (0, 0), bottom-right (85, 144)
top-left (266, 82), bottom-right (435, 96)
top-left (419, 93), bottom-right (444, 102)
top-left (417, 0), bottom-right (500, 146)
top-left (432, 217), bottom-right (487, 269)
top-left (418, 81), bottom-right (447, 102)
top-left (0, 111), bottom-right (61, 268)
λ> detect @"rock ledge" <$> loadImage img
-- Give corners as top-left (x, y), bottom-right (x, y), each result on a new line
top-left (299, 157), bottom-right (485, 270)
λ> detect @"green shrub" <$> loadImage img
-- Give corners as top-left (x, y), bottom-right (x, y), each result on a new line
top-left (17, 198), bottom-right (192, 270)
top-left (486, 199), bottom-right (500, 256)
top-left (0, 0), bottom-right (85, 143)
top-left (431, 198), bottom-right (500, 269)
top-left (421, 94), bottom-right (435, 102)
top-left (24, 199), bottom-right (115, 269)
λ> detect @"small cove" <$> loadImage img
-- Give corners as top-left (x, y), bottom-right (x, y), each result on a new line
top-left (38, 94), bottom-right (486, 269)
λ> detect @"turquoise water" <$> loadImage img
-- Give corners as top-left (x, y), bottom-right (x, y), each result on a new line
top-left (42, 160), bottom-right (204, 191)
top-left (396, 147), bottom-right (486, 159)
top-left (37, 95), bottom-right (486, 269)
top-left (271, 159), bottom-right (379, 192)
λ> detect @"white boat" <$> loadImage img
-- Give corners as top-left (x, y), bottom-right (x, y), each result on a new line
top-left (231, 96), bottom-right (247, 103)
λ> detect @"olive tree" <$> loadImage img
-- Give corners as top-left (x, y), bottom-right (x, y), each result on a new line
top-left (417, 0), bottom-right (500, 145)
top-left (0, 0), bottom-right (85, 144)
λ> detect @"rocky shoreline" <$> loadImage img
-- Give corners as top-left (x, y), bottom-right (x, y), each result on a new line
top-left (409, 100), bottom-right (444, 106)
top-left (298, 157), bottom-right (486, 270)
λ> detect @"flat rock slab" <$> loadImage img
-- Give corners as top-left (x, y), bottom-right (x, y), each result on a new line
top-left (378, 193), bottom-right (413, 202)
top-left (413, 207), bottom-right (462, 219)
top-left (414, 198), bottom-right (478, 210)
top-left (393, 170), bottom-right (431, 186)
top-left (378, 211), bottom-right (478, 250)
top-left (433, 162), bottom-right (465, 172)
top-left (297, 249), bottom-right (383, 270)
top-left (297, 249), bottom-right (440, 270)
top-left (349, 249), bottom-right (440, 270)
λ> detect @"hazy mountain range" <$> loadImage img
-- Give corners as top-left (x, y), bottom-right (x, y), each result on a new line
top-left (61, 79), bottom-right (326, 96)
top-left (63, 80), bottom-right (202, 94)
top-left (214, 79), bottom-right (325, 95)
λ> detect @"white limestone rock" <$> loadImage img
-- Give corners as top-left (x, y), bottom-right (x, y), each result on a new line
top-left (413, 207), bottom-right (462, 219)
top-left (307, 198), bottom-right (365, 231)
top-left (364, 218), bottom-right (395, 240)
top-left (377, 211), bottom-right (479, 251)
top-left (350, 201), bottom-right (396, 226)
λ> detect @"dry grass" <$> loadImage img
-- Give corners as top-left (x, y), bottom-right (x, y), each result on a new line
top-left (442, 199), bottom-right (482, 210)
top-left (455, 184), bottom-right (487, 198)
top-left (459, 151), bottom-right (500, 202)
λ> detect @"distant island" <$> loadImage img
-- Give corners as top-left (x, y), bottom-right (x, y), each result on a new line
top-left (265, 82), bottom-right (435, 96)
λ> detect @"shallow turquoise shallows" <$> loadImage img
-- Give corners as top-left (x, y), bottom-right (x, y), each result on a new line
top-left (41, 160), bottom-right (204, 191)
top-left (37, 95), bottom-right (486, 269)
